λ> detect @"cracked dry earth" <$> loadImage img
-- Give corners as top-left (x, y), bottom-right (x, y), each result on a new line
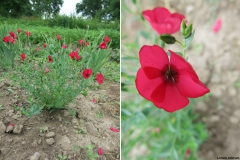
top-left (0, 75), bottom-right (120, 160)
top-left (122, 0), bottom-right (240, 159)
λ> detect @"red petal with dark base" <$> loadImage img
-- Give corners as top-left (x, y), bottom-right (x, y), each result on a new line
top-left (153, 85), bottom-right (189, 112)
top-left (136, 68), bottom-right (163, 101)
top-left (140, 45), bottom-right (168, 69)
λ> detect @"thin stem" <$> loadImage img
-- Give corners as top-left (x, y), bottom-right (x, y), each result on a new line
top-left (176, 40), bottom-right (183, 47)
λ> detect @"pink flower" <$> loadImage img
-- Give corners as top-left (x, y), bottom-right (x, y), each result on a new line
top-left (25, 31), bottom-right (31, 37)
top-left (142, 7), bottom-right (185, 34)
top-left (20, 53), bottom-right (26, 61)
top-left (99, 41), bottom-right (107, 49)
top-left (56, 34), bottom-right (61, 40)
top-left (75, 48), bottom-right (80, 52)
top-left (82, 69), bottom-right (92, 79)
top-left (78, 39), bottom-right (84, 45)
top-left (44, 68), bottom-right (50, 73)
top-left (48, 56), bottom-right (53, 62)
top-left (135, 45), bottom-right (210, 112)
top-left (36, 47), bottom-right (40, 52)
top-left (43, 43), bottom-right (47, 48)
top-left (213, 18), bottom-right (222, 33)
top-left (62, 44), bottom-right (68, 49)
top-left (110, 127), bottom-right (119, 132)
top-left (186, 149), bottom-right (191, 156)
top-left (98, 148), bottom-right (103, 155)
top-left (96, 73), bottom-right (104, 84)
top-left (17, 29), bottom-right (21, 34)
top-left (3, 36), bottom-right (16, 44)
top-left (155, 128), bottom-right (160, 133)
top-left (8, 123), bottom-right (14, 127)
top-left (92, 98), bottom-right (97, 103)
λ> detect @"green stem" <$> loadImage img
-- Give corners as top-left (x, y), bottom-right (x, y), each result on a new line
top-left (159, 39), bottom-right (165, 48)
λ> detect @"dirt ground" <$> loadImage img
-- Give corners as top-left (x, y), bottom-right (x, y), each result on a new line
top-left (122, 0), bottom-right (240, 159)
top-left (0, 70), bottom-right (120, 160)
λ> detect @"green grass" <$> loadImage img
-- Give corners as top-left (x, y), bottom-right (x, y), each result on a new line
top-left (102, 62), bottom-right (120, 82)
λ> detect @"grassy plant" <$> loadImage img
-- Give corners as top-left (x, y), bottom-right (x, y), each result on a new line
top-left (56, 154), bottom-right (67, 160)
top-left (76, 128), bottom-right (86, 137)
top-left (96, 111), bottom-right (103, 118)
top-left (0, 104), bottom-right (4, 110)
top-left (85, 145), bottom-right (98, 160)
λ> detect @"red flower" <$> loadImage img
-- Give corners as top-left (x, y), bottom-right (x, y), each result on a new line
top-left (110, 127), bottom-right (119, 132)
top-left (62, 44), bottom-right (67, 49)
top-left (92, 98), bottom-right (97, 103)
top-left (20, 53), bottom-right (26, 61)
top-left (96, 73), bottom-right (104, 84)
top-left (82, 69), bottom-right (92, 79)
top-left (142, 7), bottom-right (185, 34)
top-left (78, 39), bottom-right (84, 45)
top-left (48, 55), bottom-right (53, 62)
top-left (3, 36), bottom-right (16, 44)
top-left (99, 41), bottom-right (107, 49)
top-left (9, 31), bottom-right (17, 39)
top-left (69, 51), bottom-right (81, 61)
top-left (135, 45), bottom-right (210, 112)
top-left (17, 29), bottom-right (21, 34)
top-left (98, 148), bottom-right (103, 156)
top-left (186, 149), bottom-right (191, 157)
top-left (213, 18), bottom-right (222, 33)
top-left (84, 41), bottom-right (89, 46)
top-left (56, 34), bottom-right (61, 40)
top-left (36, 47), bottom-right (40, 52)
top-left (43, 43), bottom-right (47, 48)
top-left (75, 48), bottom-right (80, 52)
top-left (25, 31), bottom-right (31, 37)
top-left (104, 36), bottom-right (110, 43)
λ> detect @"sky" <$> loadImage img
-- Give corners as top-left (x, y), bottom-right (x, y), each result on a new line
top-left (60, 0), bottom-right (81, 16)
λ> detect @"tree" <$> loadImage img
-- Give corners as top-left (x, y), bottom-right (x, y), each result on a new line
top-left (0, 0), bottom-right (63, 18)
top-left (0, 0), bottom-right (33, 18)
top-left (75, 0), bottom-right (120, 20)
top-left (31, 0), bottom-right (64, 18)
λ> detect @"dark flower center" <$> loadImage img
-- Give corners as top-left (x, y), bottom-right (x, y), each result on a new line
top-left (161, 64), bottom-right (179, 85)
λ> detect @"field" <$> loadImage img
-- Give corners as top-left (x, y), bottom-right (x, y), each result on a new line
top-left (0, 18), bottom-right (120, 160)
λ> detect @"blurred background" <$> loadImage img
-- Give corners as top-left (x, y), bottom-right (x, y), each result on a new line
top-left (121, 0), bottom-right (240, 159)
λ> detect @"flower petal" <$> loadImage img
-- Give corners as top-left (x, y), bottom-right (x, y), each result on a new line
top-left (165, 17), bottom-right (182, 34)
top-left (140, 45), bottom-right (168, 70)
top-left (169, 50), bottom-right (199, 79)
top-left (136, 68), bottom-right (163, 101)
top-left (176, 71), bottom-right (210, 98)
top-left (150, 82), bottom-right (166, 103)
top-left (153, 85), bottom-right (189, 112)
top-left (142, 66), bottom-right (161, 79)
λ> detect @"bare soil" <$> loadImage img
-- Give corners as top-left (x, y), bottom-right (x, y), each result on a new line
top-left (0, 71), bottom-right (120, 160)
top-left (122, 0), bottom-right (240, 159)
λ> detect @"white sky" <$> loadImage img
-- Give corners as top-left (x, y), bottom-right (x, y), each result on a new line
top-left (60, 0), bottom-right (81, 16)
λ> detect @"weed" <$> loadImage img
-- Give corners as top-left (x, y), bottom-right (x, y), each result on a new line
top-left (39, 126), bottom-right (47, 133)
top-left (86, 145), bottom-right (98, 160)
top-left (96, 111), bottom-right (103, 118)
top-left (56, 154), bottom-right (67, 160)
top-left (73, 144), bottom-right (80, 151)
top-left (76, 128), bottom-right (86, 137)
top-left (0, 104), bottom-right (4, 110)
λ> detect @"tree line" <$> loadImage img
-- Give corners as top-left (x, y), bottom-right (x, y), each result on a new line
top-left (0, 0), bottom-right (119, 20)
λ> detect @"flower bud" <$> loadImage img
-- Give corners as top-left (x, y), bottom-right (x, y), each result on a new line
top-left (159, 34), bottom-right (176, 44)
top-left (180, 19), bottom-right (187, 35)
top-left (183, 24), bottom-right (193, 38)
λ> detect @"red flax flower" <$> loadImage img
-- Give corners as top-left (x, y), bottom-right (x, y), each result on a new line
top-left (43, 43), bottom-right (47, 48)
top-left (25, 31), bottom-right (31, 37)
top-left (82, 69), bottom-right (92, 79)
top-left (56, 34), bottom-right (61, 40)
top-left (62, 44), bottom-right (67, 49)
top-left (142, 7), bottom-right (185, 34)
top-left (69, 51), bottom-right (81, 61)
top-left (20, 53), bottom-right (26, 61)
top-left (135, 45), bottom-right (210, 112)
top-left (98, 148), bottom-right (103, 156)
top-left (99, 41), bottom-right (107, 49)
top-left (17, 29), bottom-right (21, 34)
top-left (104, 36), bottom-right (110, 43)
top-left (96, 73), bottom-right (104, 84)
top-left (48, 55), bottom-right (53, 62)
top-left (9, 31), bottom-right (17, 39)
top-left (110, 127), bottom-right (119, 132)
